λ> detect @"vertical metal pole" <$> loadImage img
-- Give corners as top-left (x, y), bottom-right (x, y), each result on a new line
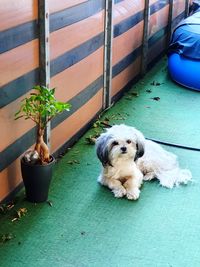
top-left (141, 0), bottom-right (150, 76)
top-left (167, 0), bottom-right (174, 46)
top-left (38, 0), bottom-right (50, 148)
top-left (103, 0), bottom-right (113, 109)
top-left (185, 0), bottom-right (190, 18)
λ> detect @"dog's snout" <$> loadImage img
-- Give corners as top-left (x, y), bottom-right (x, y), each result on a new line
top-left (121, 146), bottom-right (127, 152)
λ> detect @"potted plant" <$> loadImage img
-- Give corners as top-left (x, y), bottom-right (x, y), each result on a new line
top-left (15, 85), bottom-right (71, 203)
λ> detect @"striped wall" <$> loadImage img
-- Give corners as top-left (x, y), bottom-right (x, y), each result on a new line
top-left (49, 0), bottom-right (105, 153)
top-left (0, 0), bottom-right (189, 202)
top-left (0, 0), bottom-right (39, 202)
top-left (147, 0), bottom-right (170, 66)
top-left (110, 0), bottom-right (184, 100)
top-left (172, 0), bottom-right (187, 29)
top-left (112, 0), bottom-right (144, 98)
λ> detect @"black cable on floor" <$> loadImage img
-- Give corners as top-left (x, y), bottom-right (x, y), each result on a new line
top-left (146, 137), bottom-right (200, 152)
top-left (101, 122), bottom-right (200, 152)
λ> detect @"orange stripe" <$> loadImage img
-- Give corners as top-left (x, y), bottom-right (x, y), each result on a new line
top-left (0, 158), bottom-right (22, 202)
top-left (51, 47), bottom-right (104, 103)
top-left (149, 5), bottom-right (169, 37)
top-left (0, 0), bottom-right (38, 31)
top-left (0, 40), bottom-right (39, 87)
top-left (173, 0), bottom-right (185, 18)
top-left (50, 11), bottom-right (104, 60)
top-left (150, 0), bottom-right (159, 5)
top-left (0, 142), bottom-right (35, 201)
top-left (51, 89), bottom-right (103, 152)
top-left (112, 21), bottom-right (143, 66)
top-left (49, 0), bottom-right (87, 14)
top-left (113, 0), bottom-right (144, 25)
top-left (0, 92), bottom-right (35, 152)
top-left (112, 56), bottom-right (141, 97)
top-left (148, 35), bottom-right (167, 64)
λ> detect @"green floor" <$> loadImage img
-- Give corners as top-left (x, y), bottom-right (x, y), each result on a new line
top-left (1, 58), bottom-right (200, 267)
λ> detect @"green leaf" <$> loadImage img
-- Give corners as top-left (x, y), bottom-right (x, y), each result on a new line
top-left (14, 85), bottom-right (71, 124)
top-left (50, 88), bottom-right (55, 95)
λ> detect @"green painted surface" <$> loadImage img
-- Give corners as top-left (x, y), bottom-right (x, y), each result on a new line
top-left (1, 59), bottom-right (200, 267)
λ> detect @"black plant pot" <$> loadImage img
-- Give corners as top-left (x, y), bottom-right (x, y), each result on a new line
top-left (21, 156), bottom-right (55, 203)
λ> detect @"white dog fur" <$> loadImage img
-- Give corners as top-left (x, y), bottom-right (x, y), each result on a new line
top-left (96, 124), bottom-right (192, 200)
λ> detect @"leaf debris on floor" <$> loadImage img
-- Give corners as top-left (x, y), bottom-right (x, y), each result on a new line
top-left (11, 208), bottom-right (27, 222)
top-left (0, 203), bottom-right (15, 215)
top-left (151, 97), bottom-right (160, 101)
top-left (150, 81), bottom-right (163, 86)
top-left (47, 200), bottom-right (53, 207)
top-left (124, 91), bottom-right (139, 100)
top-left (67, 159), bottom-right (80, 165)
top-left (0, 233), bottom-right (15, 244)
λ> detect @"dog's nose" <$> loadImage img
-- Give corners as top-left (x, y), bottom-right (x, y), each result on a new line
top-left (121, 146), bottom-right (127, 152)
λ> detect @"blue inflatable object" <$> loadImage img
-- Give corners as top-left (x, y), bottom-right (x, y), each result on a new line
top-left (168, 53), bottom-right (200, 90)
top-left (168, 8), bottom-right (200, 91)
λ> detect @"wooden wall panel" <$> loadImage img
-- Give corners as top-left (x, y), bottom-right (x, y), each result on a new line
top-left (49, 0), bottom-right (87, 14)
top-left (0, 142), bottom-right (35, 202)
top-left (51, 90), bottom-right (103, 152)
top-left (49, 1), bottom-right (104, 165)
top-left (0, 0), bottom-right (39, 202)
top-left (0, 0), bottom-right (38, 31)
top-left (149, 5), bottom-right (169, 37)
top-left (111, 0), bottom-right (144, 99)
top-left (0, 40), bottom-right (39, 87)
top-left (173, 0), bottom-right (186, 19)
top-left (0, 92), bottom-right (35, 152)
top-left (150, 0), bottom-right (159, 5)
top-left (50, 11), bottom-right (104, 60)
top-left (51, 48), bottom-right (104, 103)
top-left (112, 57), bottom-right (141, 97)
top-left (112, 21), bottom-right (143, 66)
top-left (0, 158), bottom-right (22, 202)
top-left (148, 35), bottom-right (167, 64)
top-left (113, 0), bottom-right (144, 25)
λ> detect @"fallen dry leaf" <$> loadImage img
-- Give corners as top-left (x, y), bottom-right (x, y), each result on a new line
top-left (67, 159), bottom-right (80, 165)
top-left (0, 203), bottom-right (15, 215)
top-left (1, 233), bottom-right (15, 243)
top-left (151, 97), bottom-right (160, 101)
top-left (130, 92), bottom-right (139, 97)
top-left (12, 207), bottom-right (27, 222)
top-left (150, 81), bottom-right (163, 86)
top-left (47, 200), bottom-right (53, 207)
top-left (85, 136), bottom-right (97, 145)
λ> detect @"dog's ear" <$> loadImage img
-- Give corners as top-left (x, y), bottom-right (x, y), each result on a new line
top-left (135, 140), bottom-right (145, 161)
top-left (131, 128), bottom-right (145, 161)
top-left (96, 133), bottom-right (113, 167)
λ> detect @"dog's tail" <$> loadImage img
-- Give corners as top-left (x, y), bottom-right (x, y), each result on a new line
top-left (156, 168), bottom-right (192, 189)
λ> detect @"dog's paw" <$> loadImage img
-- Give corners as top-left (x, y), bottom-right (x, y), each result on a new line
top-left (143, 172), bottom-right (155, 181)
top-left (126, 188), bottom-right (140, 200)
top-left (112, 187), bottom-right (126, 198)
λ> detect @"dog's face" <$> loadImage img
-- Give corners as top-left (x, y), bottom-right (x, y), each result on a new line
top-left (109, 137), bottom-right (137, 162)
top-left (96, 124), bottom-right (145, 166)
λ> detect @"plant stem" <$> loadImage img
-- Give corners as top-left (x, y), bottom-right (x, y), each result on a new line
top-left (35, 125), bottom-right (50, 163)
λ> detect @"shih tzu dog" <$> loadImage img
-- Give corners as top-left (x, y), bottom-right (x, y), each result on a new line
top-left (96, 124), bottom-right (192, 200)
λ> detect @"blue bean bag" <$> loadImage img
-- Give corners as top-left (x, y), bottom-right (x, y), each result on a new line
top-left (168, 8), bottom-right (200, 91)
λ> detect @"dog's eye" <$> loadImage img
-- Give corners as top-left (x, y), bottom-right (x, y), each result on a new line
top-left (126, 140), bottom-right (131, 144)
top-left (112, 141), bottom-right (119, 146)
